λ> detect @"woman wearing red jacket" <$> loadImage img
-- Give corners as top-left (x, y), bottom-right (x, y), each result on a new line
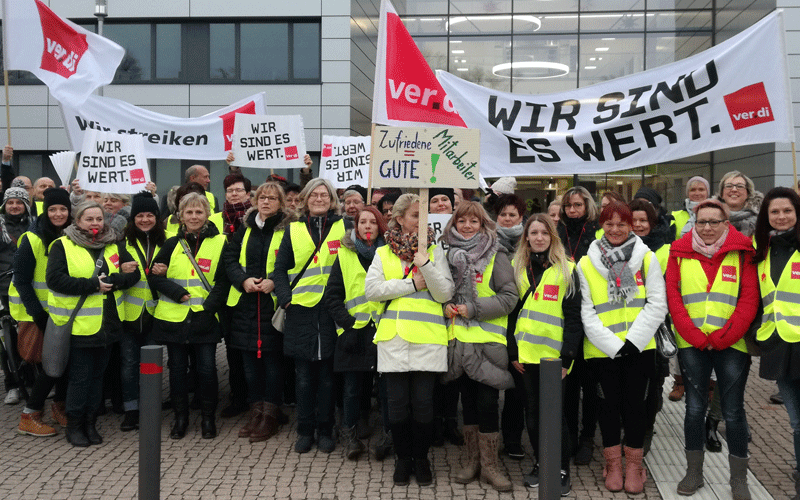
top-left (666, 198), bottom-right (758, 500)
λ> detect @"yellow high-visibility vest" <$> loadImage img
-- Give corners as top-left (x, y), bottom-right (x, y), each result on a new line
top-left (121, 239), bottom-right (160, 320)
top-left (373, 245), bottom-right (447, 346)
top-left (226, 226), bottom-right (284, 308)
top-left (758, 249), bottom-right (800, 344)
top-left (334, 245), bottom-right (383, 335)
top-left (672, 210), bottom-right (690, 241)
top-left (451, 254), bottom-right (507, 345)
top-left (286, 219), bottom-right (345, 307)
top-left (8, 232), bottom-right (48, 322)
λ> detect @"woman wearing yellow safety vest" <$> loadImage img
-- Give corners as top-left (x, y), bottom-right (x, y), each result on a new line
top-left (273, 178), bottom-right (344, 455)
top-left (440, 201), bottom-right (518, 492)
top-left (164, 182), bottom-right (206, 237)
top-left (223, 182), bottom-right (291, 443)
top-left (753, 187), bottom-right (800, 499)
top-left (118, 192), bottom-right (166, 432)
top-left (47, 201), bottom-right (141, 447)
top-left (14, 188), bottom-right (72, 437)
top-left (365, 193), bottom-right (454, 487)
top-left (511, 213), bottom-right (581, 495)
top-left (577, 201), bottom-right (667, 494)
top-left (150, 192), bottom-right (229, 440)
top-left (666, 198), bottom-right (758, 500)
top-left (323, 205), bottom-right (385, 460)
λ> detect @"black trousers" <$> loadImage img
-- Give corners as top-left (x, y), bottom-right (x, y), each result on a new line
top-left (522, 364), bottom-right (571, 469)
top-left (460, 375), bottom-right (499, 433)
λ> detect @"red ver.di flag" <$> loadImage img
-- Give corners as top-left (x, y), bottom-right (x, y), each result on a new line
top-left (77, 129), bottom-right (151, 195)
top-left (2, 0), bottom-right (125, 105)
top-left (372, 0), bottom-right (465, 128)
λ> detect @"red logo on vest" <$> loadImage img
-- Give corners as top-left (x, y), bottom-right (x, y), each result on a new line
top-left (197, 258), bottom-right (211, 273)
top-left (721, 265), bottom-right (737, 282)
top-left (543, 284), bottom-right (559, 301)
top-left (109, 253), bottom-right (119, 268)
top-left (635, 271), bottom-right (644, 286)
top-left (36, 1), bottom-right (88, 78)
top-left (327, 240), bottom-right (340, 255)
top-left (792, 262), bottom-right (800, 279)
top-left (219, 100), bottom-right (257, 151)
top-left (475, 271), bottom-right (483, 284)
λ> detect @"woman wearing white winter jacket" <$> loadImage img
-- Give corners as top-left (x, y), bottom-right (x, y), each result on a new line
top-left (365, 193), bottom-right (454, 487)
top-left (576, 201), bottom-right (667, 495)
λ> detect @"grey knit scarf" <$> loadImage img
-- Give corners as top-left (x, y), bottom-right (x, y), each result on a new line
top-left (64, 223), bottom-right (118, 249)
top-left (445, 227), bottom-right (498, 311)
top-left (597, 233), bottom-right (638, 302)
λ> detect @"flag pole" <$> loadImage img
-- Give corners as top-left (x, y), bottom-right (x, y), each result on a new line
top-left (367, 123), bottom-right (376, 205)
top-left (418, 188), bottom-right (429, 250)
top-left (793, 142), bottom-right (798, 190)
top-left (3, 70), bottom-right (10, 145)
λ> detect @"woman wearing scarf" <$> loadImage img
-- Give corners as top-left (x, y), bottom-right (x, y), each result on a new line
top-left (150, 192), bottom-right (229, 440)
top-left (324, 206), bottom-right (385, 460)
top-left (666, 199), bottom-right (758, 500)
top-left (557, 185), bottom-right (601, 465)
top-left (273, 178), bottom-right (344, 454)
top-left (754, 188), bottom-right (800, 500)
top-left (14, 188), bottom-right (71, 436)
top-left (118, 192), bottom-right (166, 432)
top-left (716, 171), bottom-right (762, 238)
top-left (365, 193), bottom-right (454, 486)
top-left (513, 214), bottom-right (582, 495)
top-left (211, 174), bottom-right (253, 418)
top-left (224, 182), bottom-right (291, 443)
top-left (46, 201), bottom-right (141, 447)
top-left (577, 201), bottom-right (667, 494)
top-left (441, 201), bottom-right (518, 491)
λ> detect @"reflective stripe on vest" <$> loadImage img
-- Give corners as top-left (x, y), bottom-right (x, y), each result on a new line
top-left (373, 245), bottom-right (447, 346)
top-left (122, 239), bottom-right (160, 320)
top-left (335, 246), bottom-right (383, 336)
top-left (8, 232), bottom-right (48, 322)
top-left (287, 219), bottom-right (345, 308)
top-left (580, 252), bottom-right (657, 359)
top-left (451, 254), bottom-right (507, 345)
top-left (153, 234), bottom-right (226, 323)
top-left (757, 249), bottom-right (800, 344)
top-left (47, 238), bottom-right (123, 336)
top-left (678, 252), bottom-right (746, 353)
top-left (226, 226), bottom-right (284, 308)
top-left (514, 262), bottom-right (574, 364)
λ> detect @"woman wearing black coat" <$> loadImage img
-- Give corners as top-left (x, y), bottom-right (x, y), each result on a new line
top-left (224, 182), bottom-right (292, 443)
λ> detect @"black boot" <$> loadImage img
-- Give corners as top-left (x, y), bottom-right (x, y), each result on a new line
top-left (66, 417), bottom-right (90, 447)
top-left (412, 420), bottom-right (434, 486)
top-left (705, 416), bottom-right (722, 453)
top-left (120, 410), bottom-right (139, 432)
top-left (443, 418), bottom-right (464, 446)
top-left (84, 418), bottom-right (102, 445)
top-left (391, 419), bottom-right (413, 486)
top-left (170, 395), bottom-right (189, 440)
top-left (432, 417), bottom-right (445, 447)
top-left (201, 400), bottom-right (217, 439)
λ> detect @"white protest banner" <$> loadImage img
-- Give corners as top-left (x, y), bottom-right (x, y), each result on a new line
top-left (230, 115), bottom-right (307, 169)
top-left (371, 126), bottom-right (480, 189)
top-left (59, 93), bottom-right (266, 160)
top-left (319, 136), bottom-right (371, 188)
top-left (436, 10), bottom-right (793, 177)
top-left (77, 130), bottom-right (150, 194)
top-left (427, 213), bottom-right (452, 248)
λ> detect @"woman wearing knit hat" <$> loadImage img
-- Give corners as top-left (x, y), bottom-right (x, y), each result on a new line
top-left (672, 176), bottom-right (710, 240)
top-left (118, 192), bottom-right (166, 431)
top-left (429, 188), bottom-right (455, 215)
top-left (13, 187), bottom-right (71, 436)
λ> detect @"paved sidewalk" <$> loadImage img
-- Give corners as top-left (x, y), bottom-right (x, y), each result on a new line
top-left (0, 348), bottom-right (794, 499)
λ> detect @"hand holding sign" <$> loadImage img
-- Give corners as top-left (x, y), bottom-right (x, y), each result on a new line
top-left (77, 129), bottom-right (151, 195)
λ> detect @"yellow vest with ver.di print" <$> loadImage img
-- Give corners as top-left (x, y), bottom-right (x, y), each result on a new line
top-left (450, 254), bottom-right (507, 345)
top-left (122, 239), bottom-right (161, 320)
top-left (287, 219), bottom-right (345, 308)
top-left (758, 250), bottom-right (800, 344)
top-left (226, 226), bottom-right (284, 308)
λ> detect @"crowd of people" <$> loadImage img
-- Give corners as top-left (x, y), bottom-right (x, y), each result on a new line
top-left (1, 143), bottom-right (799, 500)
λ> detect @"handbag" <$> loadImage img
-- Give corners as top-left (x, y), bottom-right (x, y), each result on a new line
top-left (42, 254), bottom-right (103, 378)
top-left (655, 320), bottom-right (678, 358)
top-left (17, 321), bottom-right (43, 364)
top-left (272, 248), bottom-right (320, 333)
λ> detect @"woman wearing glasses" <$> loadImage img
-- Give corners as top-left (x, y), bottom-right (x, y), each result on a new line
top-left (666, 199), bottom-right (759, 500)
top-left (716, 171), bottom-right (762, 238)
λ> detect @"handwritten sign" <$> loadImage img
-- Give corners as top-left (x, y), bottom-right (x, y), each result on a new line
top-left (231, 114), bottom-right (307, 169)
top-left (77, 129), bottom-right (150, 194)
top-left (371, 126), bottom-right (480, 189)
top-left (319, 135), bottom-right (371, 188)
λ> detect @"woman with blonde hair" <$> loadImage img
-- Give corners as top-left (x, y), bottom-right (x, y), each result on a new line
top-left (365, 193), bottom-right (454, 486)
top-left (442, 201), bottom-right (518, 491)
top-left (513, 214), bottom-right (581, 495)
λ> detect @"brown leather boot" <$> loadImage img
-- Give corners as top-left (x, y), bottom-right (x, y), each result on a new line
top-left (668, 376), bottom-right (685, 401)
top-left (454, 425), bottom-right (480, 484)
top-left (18, 411), bottom-right (56, 437)
top-left (249, 402), bottom-right (279, 443)
top-left (51, 401), bottom-right (68, 427)
top-left (238, 403), bottom-right (263, 438)
top-left (478, 431), bottom-right (512, 492)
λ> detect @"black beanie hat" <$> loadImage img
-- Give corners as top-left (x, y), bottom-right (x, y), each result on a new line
top-left (428, 187), bottom-right (455, 207)
top-left (43, 187), bottom-right (71, 215)
top-left (633, 187), bottom-right (663, 208)
top-left (130, 192), bottom-right (160, 218)
top-left (344, 184), bottom-right (368, 203)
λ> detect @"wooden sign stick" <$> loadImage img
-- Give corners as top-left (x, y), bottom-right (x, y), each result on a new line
top-left (418, 188), bottom-right (429, 250)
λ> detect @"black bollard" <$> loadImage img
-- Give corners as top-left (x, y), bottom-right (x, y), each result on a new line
top-left (139, 345), bottom-right (163, 500)
top-left (539, 358), bottom-right (562, 500)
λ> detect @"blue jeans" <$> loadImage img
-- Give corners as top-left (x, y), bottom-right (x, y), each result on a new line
top-left (241, 350), bottom-right (282, 405)
top-left (678, 347), bottom-right (750, 457)
top-left (777, 377), bottom-right (800, 472)
top-left (342, 371), bottom-right (362, 428)
top-left (166, 343), bottom-right (218, 406)
top-left (294, 358), bottom-right (335, 437)
top-left (65, 346), bottom-right (111, 421)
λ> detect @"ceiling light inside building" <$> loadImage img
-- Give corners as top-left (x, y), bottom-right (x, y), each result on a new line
top-left (448, 15), bottom-right (541, 31)
top-left (584, 66), bottom-right (597, 70)
top-left (457, 68), bottom-right (469, 71)
top-left (595, 47), bottom-right (609, 52)
top-left (492, 61), bottom-right (570, 79)
top-left (452, 50), bottom-right (465, 54)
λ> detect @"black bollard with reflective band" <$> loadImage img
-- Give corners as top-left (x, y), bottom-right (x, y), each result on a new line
top-left (539, 358), bottom-right (563, 500)
top-left (139, 345), bottom-right (164, 500)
